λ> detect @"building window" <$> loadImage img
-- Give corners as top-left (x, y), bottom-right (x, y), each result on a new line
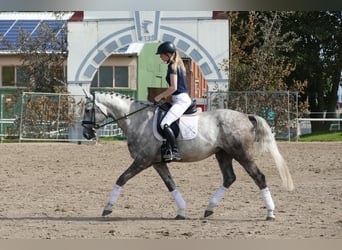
top-left (99, 66), bottom-right (113, 87)
top-left (115, 66), bottom-right (128, 88)
top-left (91, 66), bottom-right (130, 88)
top-left (2, 66), bottom-right (15, 86)
top-left (1, 65), bottom-right (66, 88)
top-left (1, 66), bottom-right (29, 87)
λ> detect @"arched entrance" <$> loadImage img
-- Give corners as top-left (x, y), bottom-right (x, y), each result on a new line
top-left (67, 11), bottom-right (229, 94)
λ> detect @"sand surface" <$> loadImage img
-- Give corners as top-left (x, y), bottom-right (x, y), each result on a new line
top-left (0, 141), bottom-right (341, 239)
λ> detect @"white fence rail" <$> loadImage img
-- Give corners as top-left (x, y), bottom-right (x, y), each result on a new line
top-left (297, 117), bottom-right (342, 136)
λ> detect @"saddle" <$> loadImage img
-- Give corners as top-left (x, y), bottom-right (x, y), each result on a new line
top-left (156, 100), bottom-right (198, 138)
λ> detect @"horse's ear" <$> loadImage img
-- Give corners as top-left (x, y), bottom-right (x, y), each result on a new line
top-left (82, 88), bottom-right (92, 99)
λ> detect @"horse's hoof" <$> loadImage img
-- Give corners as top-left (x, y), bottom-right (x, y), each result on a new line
top-left (204, 210), bottom-right (213, 217)
top-left (175, 215), bottom-right (186, 220)
top-left (266, 216), bottom-right (275, 221)
top-left (102, 203), bottom-right (113, 216)
top-left (102, 209), bottom-right (112, 216)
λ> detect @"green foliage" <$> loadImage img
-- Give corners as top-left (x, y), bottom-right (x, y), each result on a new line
top-left (220, 11), bottom-right (309, 126)
top-left (224, 11), bottom-right (304, 92)
top-left (282, 11), bottom-right (342, 131)
top-left (222, 11), bottom-right (342, 133)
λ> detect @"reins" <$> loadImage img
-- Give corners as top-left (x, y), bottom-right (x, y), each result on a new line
top-left (93, 105), bottom-right (151, 129)
top-left (82, 93), bottom-right (155, 129)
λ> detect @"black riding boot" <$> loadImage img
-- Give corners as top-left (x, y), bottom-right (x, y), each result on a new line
top-left (162, 124), bottom-right (181, 161)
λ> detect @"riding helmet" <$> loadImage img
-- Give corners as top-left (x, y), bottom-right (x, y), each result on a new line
top-left (156, 41), bottom-right (176, 55)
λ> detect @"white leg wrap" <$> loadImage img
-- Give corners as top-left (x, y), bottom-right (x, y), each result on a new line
top-left (171, 189), bottom-right (186, 216)
top-left (206, 185), bottom-right (228, 211)
top-left (261, 187), bottom-right (275, 211)
top-left (108, 184), bottom-right (122, 205)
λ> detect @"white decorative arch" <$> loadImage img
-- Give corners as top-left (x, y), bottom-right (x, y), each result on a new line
top-left (67, 11), bottom-right (229, 95)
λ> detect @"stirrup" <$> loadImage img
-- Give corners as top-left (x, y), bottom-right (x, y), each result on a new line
top-left (171, 150), bottom-right (181, 161)
top-left (162, 149), bottom-right (181, 162)
top-left (162, 148), bottom-right (173, 162)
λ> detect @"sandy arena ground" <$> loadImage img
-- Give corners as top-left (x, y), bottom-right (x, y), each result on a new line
top-left (0, 141), bottom-right (341, 239)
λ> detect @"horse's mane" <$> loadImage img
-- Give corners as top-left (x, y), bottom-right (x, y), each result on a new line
top-left (97, 91), bottom-right (151, 107)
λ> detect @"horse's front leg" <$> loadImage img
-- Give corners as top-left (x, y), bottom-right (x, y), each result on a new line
top-left (102, 157), bottom-right (152, 217)
top-left (153, 163), bottom-right (186, 220)
top-left (204, 150), bottom-right (235, 218)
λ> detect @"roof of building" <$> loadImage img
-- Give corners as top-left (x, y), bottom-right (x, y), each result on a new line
top-left (115, 43), bottom-right (144, 55)
top-left (0, 12), bottom-right (73, 53)
top-left (0, 12), bottom-right (144, 56)
top-left (0, 12), bottom-right (74, 20)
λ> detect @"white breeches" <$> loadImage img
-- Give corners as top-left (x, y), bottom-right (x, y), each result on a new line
top-left (160, 93), bottom-right (191, 128)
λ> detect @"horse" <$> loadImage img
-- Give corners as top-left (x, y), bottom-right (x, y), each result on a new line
top-left (81, 90), bottom-right (294, 220)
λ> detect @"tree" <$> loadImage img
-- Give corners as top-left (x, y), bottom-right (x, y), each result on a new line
top-left (283, 11), bottom-right (342, 132)
top-left (220, 11), bottom-right (308, 135)
top-left (15, 18), bottom-right (68, 93)
top-left (2, 14), bottom-right (73, 139)
top-left (223, 11), bottom-right (304, 92)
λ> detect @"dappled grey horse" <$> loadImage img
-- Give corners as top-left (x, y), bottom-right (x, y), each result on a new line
top-left (82, 91), bottom-right (294, 220)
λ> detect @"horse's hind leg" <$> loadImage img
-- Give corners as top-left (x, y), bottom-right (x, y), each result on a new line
top-left (204, 150), bottom-right (236, 218)
top-left (237, 157), bottom-right (275, 220)
top-left (153, 163), bottom-right (186, 220)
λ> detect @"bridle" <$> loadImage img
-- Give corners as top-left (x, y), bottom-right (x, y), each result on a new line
top-left (81, 93), bottom-right (151, 129)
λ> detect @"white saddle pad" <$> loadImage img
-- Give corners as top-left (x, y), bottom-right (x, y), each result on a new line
top-left (153, 107), bottom-right (199, 141)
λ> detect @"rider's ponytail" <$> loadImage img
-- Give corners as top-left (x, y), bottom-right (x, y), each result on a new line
top-left (170, 51), bottom-right (186, 75)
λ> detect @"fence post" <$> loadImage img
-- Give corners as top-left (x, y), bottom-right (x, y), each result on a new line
top-left (287, 91), bottom-right (290, 141)
top-left (19, 92), bottom-right (25, 143)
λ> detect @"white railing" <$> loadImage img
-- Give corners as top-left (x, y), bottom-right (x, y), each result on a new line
top-left (297, 117), bottom-right (342, 137)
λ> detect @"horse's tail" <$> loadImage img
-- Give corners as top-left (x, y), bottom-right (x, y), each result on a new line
top-left (249, 115), bottom-right (294, 191)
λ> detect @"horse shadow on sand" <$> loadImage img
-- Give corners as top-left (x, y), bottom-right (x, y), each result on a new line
top-left (0, 215), bottom-right (265, 223)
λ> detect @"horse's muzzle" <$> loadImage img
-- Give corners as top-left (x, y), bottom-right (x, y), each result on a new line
top-left (83, 127), bottom-right (97, 140)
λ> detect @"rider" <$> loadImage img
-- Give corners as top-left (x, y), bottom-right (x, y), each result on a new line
top-left (155, 41), bottom-right (192, 161)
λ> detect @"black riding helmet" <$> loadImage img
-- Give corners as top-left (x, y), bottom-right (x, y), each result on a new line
top-left (156, 41), bottom-right (176, 55)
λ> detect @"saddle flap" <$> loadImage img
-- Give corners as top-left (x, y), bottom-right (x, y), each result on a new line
top-left (153, 107), bottom-right (199, 141)
top-left (156, 104), bottom-right (179, 137)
